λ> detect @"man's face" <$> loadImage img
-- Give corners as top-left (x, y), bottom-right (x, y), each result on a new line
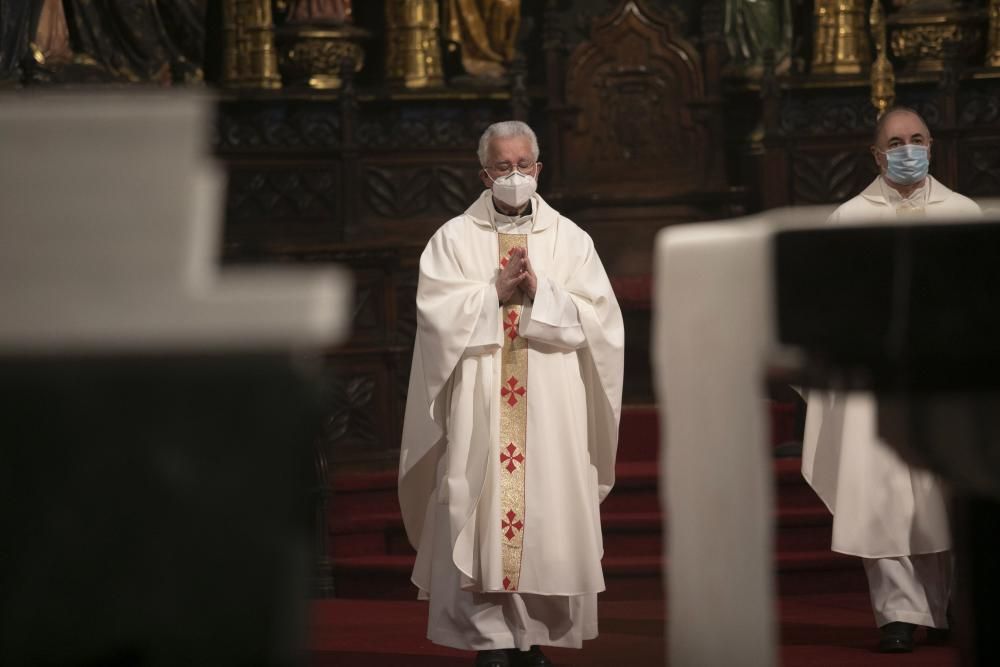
top-left (479, 135), bottom-right (543, 190)
top-left (871, 111), bottom-right (932, 176)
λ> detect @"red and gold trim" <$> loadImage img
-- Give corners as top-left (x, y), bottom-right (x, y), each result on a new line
top-left (498, 234), bottom-right (528, 591)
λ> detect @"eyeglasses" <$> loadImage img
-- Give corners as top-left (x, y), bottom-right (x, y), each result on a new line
top-left (486, 160), bottom-right (537, 177)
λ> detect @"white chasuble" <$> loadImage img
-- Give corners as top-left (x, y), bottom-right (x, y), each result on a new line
top-left (802, 176), bottom-right (980, 558)
top-left (399, 191), bottom-right (624, 613)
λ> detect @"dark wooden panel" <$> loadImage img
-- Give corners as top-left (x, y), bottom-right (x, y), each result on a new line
top-left (957, 135), bottom-right (1000, 198)
top-left (226, 164), bottom-right (342, 223)
top-left (216, 101), bottom-right (342, 154)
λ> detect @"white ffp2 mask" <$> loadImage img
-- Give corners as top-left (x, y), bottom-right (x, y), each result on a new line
top-left (489, 169), bottom-right (537, 208)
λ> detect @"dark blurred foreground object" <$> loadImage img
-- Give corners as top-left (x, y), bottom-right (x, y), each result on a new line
top-left (775, 220), bottom-right (1000, 667)
top-left (0, 91), bottom-right (350, 666)
top-left (0, 355), bottom-right (322, 667)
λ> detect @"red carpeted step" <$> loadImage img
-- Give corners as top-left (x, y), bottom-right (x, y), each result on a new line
top-left (599, 460), bottom-right (659, 513)
top-left (332, 555), bottom-right (416, 600)
top-left (600, 551), bottom-right (868, 601)
top-left (309, 595), bottom-right (958, 667)
top-left (615, 402), bottom-right (801, 463)
top-left (775, 458), bottom-right (827, 508)
top-left (617, 404), bottom-right (659, 462)
top-left (329, 406), bottom-right (807, 522)
top-left (600, 506), bottom-right (834, 559)
top-left (777, 551), bottom-right (868, 597)
top-left (330, 503), bottom-right (834, 561)
top-left (600, 512), bottom-right (661, 557)
top-left (329, 460), bottom-right (822, 525)
top-left (331, 470), bottom-right (399, 518)
top-left (776, 505), bottom-right (834, 553)
top-left (331, 550), bottom-right (867, 601)
top-left (330, 513), bottom-right (413, 558)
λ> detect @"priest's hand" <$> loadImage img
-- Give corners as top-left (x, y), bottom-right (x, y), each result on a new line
top-left (521, 255), bottom-right (537, 300)
top-left (496, 247), bottom-right (527, 304)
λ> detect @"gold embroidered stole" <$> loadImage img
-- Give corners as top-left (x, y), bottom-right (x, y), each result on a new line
top-left (497, 233), bottom-right (528, 591)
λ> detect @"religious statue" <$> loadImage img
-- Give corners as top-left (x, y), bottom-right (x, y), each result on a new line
top-left (61, 0), bottom-right (207, 84)
top-left (441, 0), bottom-right (520, 80)
top-left (2, 0), bottom-right (138, 86)
top-left (724, 0), bottom-right (793, 75)
top-left (0, 2), bottom-right (36, 84)
top-left (286, 0), bottom-right (353, 24)
top-left (33, 0), bottom-right (74, 67)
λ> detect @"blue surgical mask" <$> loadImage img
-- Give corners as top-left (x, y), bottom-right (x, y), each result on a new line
top-left (881, 144), bottom-right (929, 186)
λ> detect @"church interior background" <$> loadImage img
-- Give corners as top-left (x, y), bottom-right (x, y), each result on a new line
top-left (3, 1), bottom-right (998, 663)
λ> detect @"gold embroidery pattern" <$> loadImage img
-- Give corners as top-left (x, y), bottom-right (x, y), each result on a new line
top-left (498, 233), bottom-right (528, 591)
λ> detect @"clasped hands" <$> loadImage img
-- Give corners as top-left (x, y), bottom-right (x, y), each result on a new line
top-left (496, 246), bottom-right (537, 304)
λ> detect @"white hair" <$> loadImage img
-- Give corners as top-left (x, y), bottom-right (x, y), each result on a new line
top-left (477, 121), bottom-right (539, 167)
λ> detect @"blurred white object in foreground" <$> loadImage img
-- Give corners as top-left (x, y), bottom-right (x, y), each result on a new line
top-left (652, 207), bottom-right (832, 667)
top-left (0, 91), bottom-right (349, 352)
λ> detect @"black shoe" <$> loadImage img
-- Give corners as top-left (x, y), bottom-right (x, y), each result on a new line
top-left (476, 649), bottom-right (511, 667)
top-left (878, 622), bottom-right (916, 653)
top-left (512, 645), bottom-right (553, 666)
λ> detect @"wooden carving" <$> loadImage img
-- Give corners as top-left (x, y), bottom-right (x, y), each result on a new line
top-left (560, 0), bottom-right (713, 198)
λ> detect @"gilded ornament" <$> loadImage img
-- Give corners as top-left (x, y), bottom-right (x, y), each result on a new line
top-left (987, 0), bottom-right (1000, 66)
top-left (811, 0), bottom-right (868, 76)
top-left (887, 1), bottom-right (986, 72)
top-left (870, 0), bottom-right (895, 116)
top-left (384, 0), bottom-right (445, 88)
top-left (223, 0), bottom-right (282, 89)
top-left (286, 0), bottom-right (353, 24)
top-left (277, 27), bottom-right (366, 89)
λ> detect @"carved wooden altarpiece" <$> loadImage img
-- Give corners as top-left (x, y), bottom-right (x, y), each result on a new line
top-left (553, 0), bottom-right (726, 200)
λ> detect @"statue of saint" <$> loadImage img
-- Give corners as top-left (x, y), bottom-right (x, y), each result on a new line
top-left (724, 0), bottom-right (793, 75)
top-left (61, 0), bottom-right (207, 84)
top-left (33, 0), bottom-right (74, 66)
top-left (441, 0), bottom-right (520, 80)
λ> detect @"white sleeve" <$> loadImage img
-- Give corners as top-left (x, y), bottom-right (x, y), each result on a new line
top-left (518, 273), bottom-right (586, 349)
top-left (465, 283), bottom-right (503, 353)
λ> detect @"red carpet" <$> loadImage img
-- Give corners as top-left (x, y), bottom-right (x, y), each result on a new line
top-left (320, 404), bottom-right (956, 664)
top-left (309, 595), bottom-right (957, 666)
top-left (328, 404), bottom-right (864, 600)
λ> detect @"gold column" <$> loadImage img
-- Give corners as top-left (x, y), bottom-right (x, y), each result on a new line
top-left (987, 0), bottom-right (1000, 66)
top-left (223, 0), bottom-right (282, 88)
top-left (385, 0), bottom-right (445, 88)
top-left (870, 0), bottom-right (896, 116)
top-left (812, 0), bottom-right (869, 76)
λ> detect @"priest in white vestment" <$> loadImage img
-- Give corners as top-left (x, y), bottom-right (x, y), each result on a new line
top-left (398, 121), bottom-right (625, 667)
top-left (802, 107), bottom-right (980, 653)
